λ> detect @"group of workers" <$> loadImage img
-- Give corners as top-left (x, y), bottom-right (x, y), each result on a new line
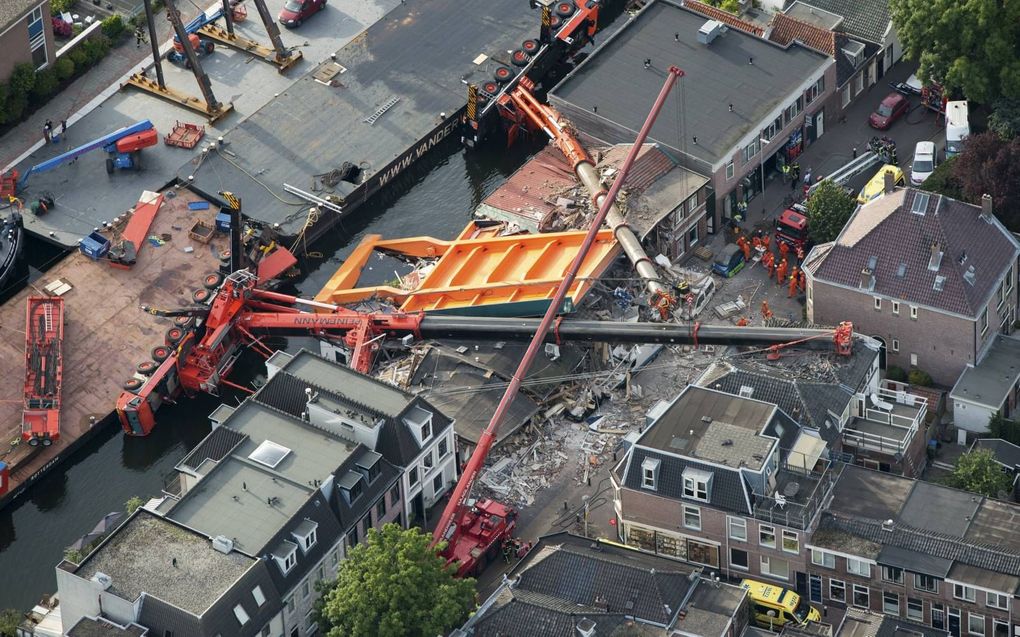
top-left (729, 228), bottom-right (809, 323)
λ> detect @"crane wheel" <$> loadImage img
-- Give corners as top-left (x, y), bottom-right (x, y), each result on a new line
top-left (192, 288), bottom-right (212, 303)
top-left (203, 272), bottom-right (225, 289)
top-left (42, 438), bottom-right (52, 447)
top-left (481, 81), bottom-right (500, 96)
top-left (105, 158), bottom-right (114, 174)
top-left (511, 49), bottom-right (529, 67)
top-left (151, 345), bottom-right (171, 363)
top-left (165, 327), bottom-right (185, 346)
top-left (123, 378), bottom-right (144, 392)
top-left (548, 15), bottom-right (562, 29)
top-left (173, 315), bottom-right (196, 329)
top-left (522, 39), bottom-right (539, 54)
top-left (493, 66), bottom-right (513, 83)
top-left (136, 361), bottom-right (158, 375)
top-left (28, 437), bottom-right (39, 447)
top-left (555, 1), bottom-right (575, 18)
top-left (204, 41), bottom-right (215, 54)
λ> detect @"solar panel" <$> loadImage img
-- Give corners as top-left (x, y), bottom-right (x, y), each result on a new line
top-left (248, 440), bottom-right (291, 468)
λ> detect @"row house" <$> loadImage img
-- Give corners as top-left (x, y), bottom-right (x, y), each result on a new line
top-left (262, 349), bottom-right (458, 526)
top-left (612, 385), bottom-right (842, 593)
top-left (806, 465), bottom-right (1020, 637)
top-left (0, 0), bottom-right (55, 81)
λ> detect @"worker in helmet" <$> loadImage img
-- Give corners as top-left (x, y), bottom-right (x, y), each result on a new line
top-left (795, 245), bottom-right (805, 264)
top-left (737, 235), bottom-right (751, 262)
top-left (776, 258), bottom-right (788, 286)
top-left (763, 251), bottom-right (775, 277)
top-left (751, 234), bottom-right (762, 252)
top-left (788, 266), bottom-right (800, 298)
top-left (736, 316), bottom-right (750, 326)
top-left (762, 233), bottom-right (771, 252)
top-left (761, 301), bottom-right (773, 320)
top-left (778, 240), bottom-right (789, 260)
top-left (799, 269), bottom-right (807, 292)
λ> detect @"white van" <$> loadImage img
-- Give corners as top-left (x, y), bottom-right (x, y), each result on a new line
top-left (910, 141), bottom-right (938, 186)
top-left (945, 100), bottom-right (969, 157)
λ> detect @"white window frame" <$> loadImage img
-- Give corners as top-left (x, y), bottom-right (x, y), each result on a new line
top-left (252, 585), bottom-right (266, 607)
top-left (285, 594), bottom-right (295, 614)
top-left (884, 590), bottom-right (900, 616)
top-left (641, 457), bottom-right (659, 490)
top-left (910, 305), bottom-right (918, 319)
top-left (907, 597), bottom-right (923, 622)
top-left (759, 524), bottom-right (776, 549)
top-left (892, 339), bottom-right (900, 352)
top-left (882, 565), bottom-right (904, 584)
top-left (682, 475), bottom-right (709, 501)
top-left (688, 224), bottom-right (699, 247)
top-left (234, 604), bottom-right (250, 626)
top-left (841, 85), bottom-right (852, 108)
top-left (781, 530), bottom-right (799, 554)
top-left (1007, 265), bottom-right (1014, 295)
top-left (728, 516), bottom-right (747, 542)
top-left (730, 546), bottom-right (749, 570)
top-left (682, 504), bottom-right (701, 531)
top-left (892, 301), bottom-right (900, 315)
top-left (914, 573), bottom-right (939, 593)
top-left (874, 297), bottom-right (882, 311)
top-left (811, 549), bottom-right (835, 569)
top-left (726, 161), bottom-right (734, 180)
top-left (847, 557), bottom-right (871, 578)
top-left (830, 579), bottom-right (847, 602)
top-left (760, 554), bottom-right (790, 580)
top-left (986, 591), bottom-right (1009, 610)
top-left (955, 584), bottom-right (977, 603)
top-left (981, 309), bottom-right (989, 337)
top-left (969, 612), bottom-right (986, 636)
top-left (854, 72), bottom-right (865, 96)
top-left (853, 584), bottom-right (870, 609)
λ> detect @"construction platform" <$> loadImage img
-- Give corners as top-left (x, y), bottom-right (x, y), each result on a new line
top-left (6, 0), bottom-right (399, 249)
top-left (184, 0), bottom-right (558, 244)
top-left (0, 188), bottom-right (226, 507)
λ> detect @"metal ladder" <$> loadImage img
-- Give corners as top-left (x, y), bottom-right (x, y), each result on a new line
top-left (364, 97), bottom-right (400, 125)
top-left (43, 302), bottom-right (54, 334)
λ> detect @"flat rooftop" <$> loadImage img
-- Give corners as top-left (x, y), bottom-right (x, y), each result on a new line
top-left (845, 417), bottom-right (912, 442)
top-left (826, 464), bottom-right (914, 521)
top-left (77, 512), bottom-right (253, 615)
top-left (785, 1), bottom-right (845, 30)
top-left (187, 0), bottom-right (543, 236)
top-left (550, 0), bottom-right (829, 169)
top-left (952, 335), bottom-right (1020, 408)
top-left (676, 582), bottom-right (746, 637)
top-left (638, 386), bottom-right (776, 470)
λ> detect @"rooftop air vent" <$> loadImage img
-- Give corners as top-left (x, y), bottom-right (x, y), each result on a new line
top-left (738, 386), bottom-right (754, 398)
top-left (249, 440), bottom-right (291, 468)
top-left (896, 263), bottom-right (907, 278)
top-left (928, 242), bottom-right (943, 271)
top-left (963, 265), bottom-right (976, 285)
top-left (212, 535), bottom-right (235, 554)
top-left (92, 572), bottom-right (113, 590)
top-left (697, 19), bottom-right (724, 45)
top-left (933, 275), bottom-right (946, 292)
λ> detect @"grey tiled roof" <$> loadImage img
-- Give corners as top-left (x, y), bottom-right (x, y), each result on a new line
top-left (797, 0), bottom-right (892, 44)
top-left (470, 599), bottom-right (634, 637)
top-left (821, 515), bottom-right (1020, 576)
top-left (813, 190), bottom-right (1020, 318)
top-left (179, 425), bottom-right (246, 470)
top-left (975, 438), bottom-right (1020, 470)
top-left (623, 448), bottom-right (751, 514)
top-left (841, 608), bottom-right (950, 637)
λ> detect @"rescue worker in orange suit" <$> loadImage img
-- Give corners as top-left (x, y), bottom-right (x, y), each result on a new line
top-left (776, 258), bottom-right (788, 286)
top-left (762, 233), bottom-right (771, 252)
top-left (778, 240), bottom-right (789, 260)
top-left (788, 266), bottom-right (800, 298)
top-left (736, 317), bottom-right (750, 326)
top-left (763, 251), bottom-right (775, 277)
top-left (737, 236), bottom-right (751, 262)
top-left (761, 301), bottom-right (773, 320)
top-left (751, 234), bottom-right (762, 253)
top-left (795, 245), bottom-right (805, 264)
top-left (799, 269), bottom-right (807, 292)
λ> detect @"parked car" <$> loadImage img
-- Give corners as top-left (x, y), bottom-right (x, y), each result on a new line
top-left (869, 93), bottom-right (909, 130)
top-left (278, 0), bottom-right (325, 27)
top-left (910, 141), bottom-right (938, 186)
top-left (712, 243), bottom-right (745, 278)
top-left (857, 164), bottom-right (905, 204)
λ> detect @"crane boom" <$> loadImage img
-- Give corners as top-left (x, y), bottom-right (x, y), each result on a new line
top-left (431, 67), bottom-right (685, 552)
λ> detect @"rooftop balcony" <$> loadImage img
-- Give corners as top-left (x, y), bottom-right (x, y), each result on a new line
top-left (752, 461), bottom-right (844, 530)
top-left (843, 387), bottom-right (927, 456)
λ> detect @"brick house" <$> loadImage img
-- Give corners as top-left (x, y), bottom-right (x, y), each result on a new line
top-left (612, 385), bottom-right (843, 593)
top-left (0, 0), bottom-right (55, 80)
top-left (549, 0), bottom-right (835, 230)
top-left (805, 190), bottom-right (1020, 389)
top-left (805, 465), bottom-right (1019, 637)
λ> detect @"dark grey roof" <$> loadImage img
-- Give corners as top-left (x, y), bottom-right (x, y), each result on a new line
top-left (0, 0), bottom-right (41, 32)
top-left (834, 36), bottom-right (882, 87)
top-left (965, 499), bottom-right (1020, 553)
top-left (876, 545), bottom-right (952, 578)
top-left (549, 0), bottom-right (829, 169)
top-left (826, 465), bottom-right (915, 522)
top-left (330, 446), bottom-right (401, 532)
top-left (947, 562), bottom-right (1020, 596)
top-left (66, 617), bottom-right (147, 637)
top-left (179, 425), bottom-right (246, 471)
top-left (623, 448), bottom-right (751, 514)
top-left (974, 439), bottom-right (1020, 470)
top-left (261, 490), bottom-right (345, 595)
top-left (814, 190), bottom-right (1020, 318)
top-left (796, 0), bottom-right (891, 44)
top-left (470, 594), bottom-right (636, 637)
top-left (899, 480), bottom-right (981, 537)
top-left (952, 336), bottom-right (1020, 409)
top-left (840, 608), bottom-right (949, 637)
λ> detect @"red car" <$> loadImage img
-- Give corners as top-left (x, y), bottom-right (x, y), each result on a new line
top-left (869, 93), bottom-right (909, 130)
top-left (278, 0), bottom-right (324, 27)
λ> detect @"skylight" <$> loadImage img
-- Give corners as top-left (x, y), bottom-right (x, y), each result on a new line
top-left (248, 440), bottom-right (291, 468)
top-left (911, 193), bottom-right (930, 215)
top-left (933, 275), bottom-right (946, 291)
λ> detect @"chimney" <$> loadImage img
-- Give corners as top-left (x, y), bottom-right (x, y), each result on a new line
top-left (859, 267), bottom-right (875, 291)
top-left (883, 170), bottom-right (896, 194)
top-left (928, 243), bottom-right (943, 271)
top-left (981, 194), bottom-right (993, 220)
top-left (576, 618), bottom-right (597, 637)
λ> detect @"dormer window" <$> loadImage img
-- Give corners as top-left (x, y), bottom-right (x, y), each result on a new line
top-left (355, 450), bottom-right (383, 484)
top-left (682, 467), bottom-right (713, 502)
top-left (339, 471), bottom-right (364, 504)
top-left (403, 405), bottom-right (433, 443)
top-left (420, 421), bottom-right (431, 442)
top-left (272, 540), bottom-right (298, 574)
top-left (641, 457), bottom-right (660, 490)
top-left (292, 519), bottom-right (318, 553)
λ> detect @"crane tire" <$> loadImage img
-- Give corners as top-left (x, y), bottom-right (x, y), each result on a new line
top-left (555, 2), bottom-right (575, 18)
top-left (173, 315), bottom-right (196, 329)
top-left (192, 288), bottom-right (212, 303)
top-left (549, 15), bottom-right (562, 29)
top-left (42, 438), bottom-right (52, 447)
top-left (165, 327), bottom-right (185, 346)
top-left (511, 49), bottom-right (529, 67)
top-left (123, 378), bottom-right (144, 392)
top-left (482, 81), bottom-right (500, 96)
top-left (203, 272), bottom-right (225, 289)
top-left (522, 39), bottom-right (539, 54)
top-left (28, 437), bottom-right (39, 447)
top-left (151, 346), bottom-right (171, 363)
top-left (105, 158), bottom-right (115, 174)
top-left (493, 65), bottom-right (513, 83)
top-left (136, 361), bottom-right (158, 375)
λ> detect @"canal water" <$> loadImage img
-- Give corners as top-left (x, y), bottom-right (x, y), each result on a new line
top-left (0, 136), bottom-right (545, 611)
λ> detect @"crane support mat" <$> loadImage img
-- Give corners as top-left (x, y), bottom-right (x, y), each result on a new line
top-left (188, 201), bottom-right (210, 210)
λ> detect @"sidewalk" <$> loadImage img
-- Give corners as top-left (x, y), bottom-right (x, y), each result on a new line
top-left (0, 14), bottom-right (183, 170)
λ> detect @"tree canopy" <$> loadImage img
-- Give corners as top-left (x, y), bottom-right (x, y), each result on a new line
top-left (946, 448), bottom-right (1012, 498)
top-left (890, 0), bottom-right (1020, 104)
top-left (317, 524), bottom-right (476, 637)
top-left (805, 179), bottom-right (856, 243)
top-left (952, 132), bottom-right (1020, 230)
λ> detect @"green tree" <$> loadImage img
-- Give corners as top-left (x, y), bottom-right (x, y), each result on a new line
top-left (0, 608), bottom-right (22, 637)
top-left (100, 14), bottom-right (126, 41)
top-left (805, 179), bottom-right (856, 243)
top-left (50, 0), bottom-right (74, 14)
top-left (952, 131), bottom-right (1020, 230)
top-left (54, 57), bottom-right (75, 81)
top-left (125, 495), bottom-right (144, 514)
top-left (988, 412), bottom-right (1020, 446)
top-left (988, 99), bottom-right (1020, 140)
top-left (885, 366), bottom-right (907, 382)
top-left (31, 68), bottom-right (59, 102)
top-left (8, 63), bottom-right (37, 96)
top-left (63, 546), bottom-right (85, 564)
top-left (919, 155), bottom-right (963, 199)
top-left (946, 448), bottom-right (1012, 497)
top-left (907, 368), bottom-right (933, 387)
top-left (318, 524), bottom-right (476, 637)
top-left (889, 0), bottom-right (1020, 104)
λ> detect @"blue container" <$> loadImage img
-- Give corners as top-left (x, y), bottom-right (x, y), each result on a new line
top-left (80, 231), bottom-right (111, 260)
top-left (215, 212), bottom-right (231, 233)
